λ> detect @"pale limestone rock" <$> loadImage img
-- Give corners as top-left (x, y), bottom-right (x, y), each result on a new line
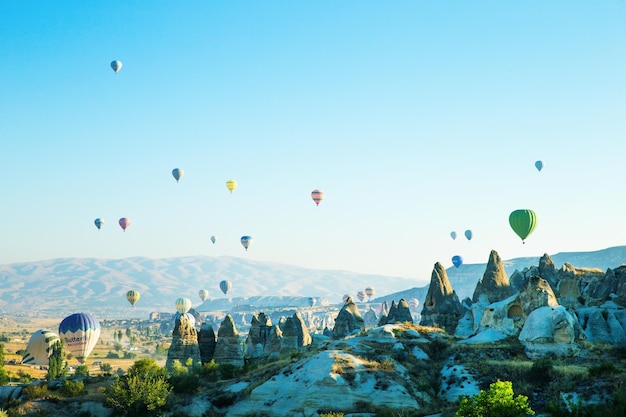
top-left (472, 250), bottom-right (513, 304)
top-left (518, 276), bottom-right (559, 316)
top-left (518, 306), bottom-right (580, 358)
top-left (213, 314), bottom-right (244, 367)
top-left (420, 262), bottom-right (464, 333)
top-left (577, 307), bottom-right (626, 345)
top-left (332, 300), bottom-right (365, 339)
top-left (166, 313), bottom-right (201, 370)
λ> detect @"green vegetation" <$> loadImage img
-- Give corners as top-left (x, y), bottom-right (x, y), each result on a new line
top-left (46, 340), bottom-right (67, 381)
top-left (455, 380), bottom-right (534, 417)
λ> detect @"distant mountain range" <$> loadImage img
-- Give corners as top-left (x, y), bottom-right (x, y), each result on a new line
top-left (0, 246), bottom-right (624, 318)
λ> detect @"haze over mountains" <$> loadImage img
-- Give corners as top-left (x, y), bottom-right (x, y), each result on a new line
top-left (0, 246), bottom-right (624, 318)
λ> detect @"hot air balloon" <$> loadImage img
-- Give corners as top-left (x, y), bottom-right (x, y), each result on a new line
top-left (450, 231), bottom-right (457, 240)
top-left (308, 297), bottom-right (316, 307)
top-left (452, 255), bottom-right (463, 268)
top-left (408, 298), bottom-right (420, 310)
top-left (126, 290), bottom-right (140, 307)
top-left (172, 168), bottom-right (184, 183)
top-left (210, 236), bottom-right (217, 244)
top-left (219, 280), bottom-right (232, 295)
top-left (111, 60), bottom-right (122, 73)
top-left (58, 313), bottom-right (101, 363)
top-left (21, 330), bottom-right (60, 365)
top-left (119, 217), bottom-right (131, 231)
top-left (175, 297), bottom-right (192, 314)
top-left (364, 287), bottom-right (375, 301)
top-left (509, 209), bottom-right (538, 243)
top-left (174, 312), bottom-right (196, 327)
top-left (94, 218), bottom-right (104, 230)
top-left (226, 179), bottom-right (237, 193)
top-left (464, 229), bottom-right (473, 241)
top-left (356, 291), bottom-right (365, 302)
top-left (198, 289), bottom-right (209, 302)
top-left (535, 160), bottom-right (544, 172)
top-left (311, 189), bottom-right (325, 206)
top-left (342, 294), bottom-right (352, 303)
top-left (240, 236), bottom-right (252, 251)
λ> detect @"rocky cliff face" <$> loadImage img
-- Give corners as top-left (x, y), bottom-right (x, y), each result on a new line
top-left (166, 313), bottom-right (202, 370)
top-left (213, 314), bottom-right (244, 367)
top-left (420, 262), bottom-right (463, 333)
top-left (472, 250), bottom-right (513, 304)
top-left (332, 299), bottom-right (365, 339)
top-left (379, 299), bottom-right (413, 325)
top-left (198, 323), bottom-right (216, 364)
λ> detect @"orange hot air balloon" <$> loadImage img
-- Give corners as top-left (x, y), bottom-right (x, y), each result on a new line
top-left (311, 189), bottom-right (325, 206)
top-left (119, 217), bottom-right (131, 231)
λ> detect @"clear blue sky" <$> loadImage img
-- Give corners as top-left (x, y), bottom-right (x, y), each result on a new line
top-left (1, 1), bottom-right (625, 285)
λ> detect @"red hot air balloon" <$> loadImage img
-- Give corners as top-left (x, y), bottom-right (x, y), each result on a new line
top-left (119, 217), bottom-right (131, 231)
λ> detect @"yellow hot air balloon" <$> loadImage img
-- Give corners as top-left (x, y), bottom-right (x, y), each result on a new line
top-left (126, 290), bottom-right (140, 307)
top-left (226, 179), bottom-right (238, 194)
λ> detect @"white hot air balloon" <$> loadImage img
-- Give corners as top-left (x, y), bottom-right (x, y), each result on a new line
top-left (111, 60), bottom-right (122, 73)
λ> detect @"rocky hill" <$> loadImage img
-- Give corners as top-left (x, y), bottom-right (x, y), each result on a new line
top-left (0, 246), bottom-right (625, 318)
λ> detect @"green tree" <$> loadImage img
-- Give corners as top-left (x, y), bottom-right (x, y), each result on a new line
top-left (74, 364), bottom-right (90, 377)
top-left (117, 330), bottom-right (123, 343)
top-left (104, 358), bottom-right (171, 417)
top-left (100, 362), bottom-right (113, 375)
top-left (0, 344), bottom-right (5, 367)
top-left (126, 327), bottom-right (132, 341)
top-left (46, 341), bottom-right (67, 381)
top-left (456, 380), bottom-right (534, 417)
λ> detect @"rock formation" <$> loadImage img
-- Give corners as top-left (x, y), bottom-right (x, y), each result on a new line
top-left (332, 299), bottom-right (365, 339)
top-left (166, 313), bottom-right (202, 370)
top-left (472, 250), bottom-right (513, 304)
top-left (291, 312), bottom-right (312, 348)
top-left (379, 299), bottom-right (413, 325)
top-left (280, 316), bottom-right (300, 355)
top-left (363, 307), bottom-right (379, 327)
top-left (213, 314), bottom-right (244, 367)
top-left (518, 306), bottom-right (580, 358)
top-left (197, 323), bottom-right (216, 364)
top-left (420, 262), bottom-right (464, 333)
top-left (245, 313), bottom-right (273, 359)
top-left (517, 276), bottom-right (559, 316)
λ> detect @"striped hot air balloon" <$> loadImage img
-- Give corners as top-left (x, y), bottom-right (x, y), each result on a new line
top-left (22, 330), bottom-right (60, 365)
top-left (126, 290), bottom-right (140, 307)
top-left (175, 298), bottom-right (192, 314)
top-left (311, 189), bottom-right (325, 206)
top-left (58, 313), bottom-right (101, 363)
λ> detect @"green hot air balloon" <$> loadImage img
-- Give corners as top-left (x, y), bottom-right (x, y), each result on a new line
top-left (509, 209), bottom-right (538, 243)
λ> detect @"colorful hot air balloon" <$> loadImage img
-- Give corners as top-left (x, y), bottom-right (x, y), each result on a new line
top-left (226, 179), bottom-right (237, 193)
top-left (175, 297), bottom-right (192, 314)
top-left (464, 229), bottom-right (473, 241)
top-left (21, 329), bottom-right (60, 365)
top-left (172, 168), bottom-right (184, 183)
top-left (126, 290), bottom-right (140, 307)
top-left (210, 236), bottom-right (217, 245)
top-left (94, 218), bottom-right (104, 230)
top-left (364, 287), bottom-right (375, 301)
top-left (452, 255), bottom-right (463, 268)
top-left (509, 209), bottom-right (538, 244)
top-left (535, 160), bottom-right (544, 172)
top-left (342, 294), bottom-right (352, 303)
top-left (450, 231), bottom-right (457, 240)
top-left (241, 236), bottom-right (252, 251)
top-left (119, 217), bottom-right (131, 231)
top-left (311, 189), bottom-right (325, 206)
top-left (58, 313), bottom-right (101, 363)
top-left (356, 291), bottom-right (365, 302)
top-left (111, 60), bottom-right (122, 73)
top-left (174, 312), bottom-right (196, 327)
top-left (219, 280), bottom-right (232, 295)
top-left (198, 289), bottom-right (209, 302)
top-left (408, 298), bottom-right (420, 310)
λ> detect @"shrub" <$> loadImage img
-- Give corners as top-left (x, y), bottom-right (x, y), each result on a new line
top-left (588, 362), bottom-right (617, 377)
top-left (455, 380), bottom-right (534, 417)
top-left (60, 379), bottom-right (85, 397)
top-left (74, 364), bottom-right (90, 377)
top-left (21, 384), bottom-right (49, 400)
top-left (527, 357), bottom-right (554, 386)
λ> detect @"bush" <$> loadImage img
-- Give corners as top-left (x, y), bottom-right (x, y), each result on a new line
top-left (527, 357), bottom-right (554, 386)
top-left (456, 380), bottom-right (534, 417)
top-left (588, 362), bottom-right (617, 377)
top-left (219, 363), bottom-right (238, 380)
top-left (21, 384), bottom-right (49, 400)
top-left (74, 364), bottom-right (90, 377)
top-left (60, 379), bottom-right (85, 397)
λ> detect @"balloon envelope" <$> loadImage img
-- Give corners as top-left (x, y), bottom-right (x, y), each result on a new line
top-left (94, 218), bottom-right (104, 230)
top-left (364, 287), bottom-right (375, 299)
top-left (58, 313), bottom-right (101, 363)
top-left (509, 209), bottom-right (538, 243)
top-left (210, 236), bottom-right (217, 244)
top-left (342, 294), bottom-right (352, 303)
top-left (450, 231), bottom-right (457, 240)
top-left (408, 298), bottom-right (420, 309)
top-left (535, 160), bottom-right (543, 172)
top-left (175, 297), bottom-right (192, 314)
top-left (311, 189), bottom-right (325, 206)
top-left (219, 280), bottom-right (232, 295)
top-left (119, 217), bottom-right (131, 231)
top-left (198, 289), bottom-right (209, 302)
top-left (452, 255), bottom-right (463, 268)
top-left (308, 297), bottom-right (316, 307)
top-left (172, 168), bottom-right (184, 182)
top-left (356, 291), bottom-right (365, 302)
top-left (174, 312), bottom-right (196, 327)
top-left (22, 329), bottom-right (60, 365)
top-left (110, 60), bottom-right (122, 73)
top-left (126, 290), bottom-right (140, 307)
top-left (464, 229), bottom-right (473, 241)
top-left (240, 236), bottom-right (252, 251)
top-left (226, 179), bottom-right (237, 193)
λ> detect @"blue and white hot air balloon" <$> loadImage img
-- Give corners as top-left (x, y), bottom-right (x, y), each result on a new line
top-left (58, 313), bottom-right (101, 363)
